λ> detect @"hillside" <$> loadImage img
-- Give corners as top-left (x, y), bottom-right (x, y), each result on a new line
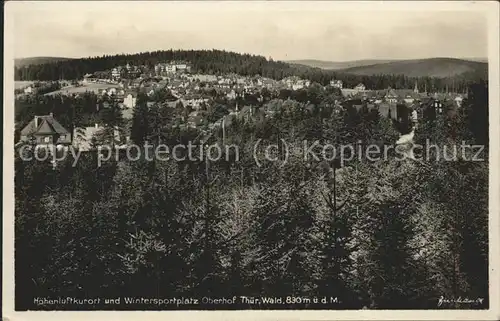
top-left (337, 58), bottom-right (488, 78)
top-left (15, 57), bottom-right (73, 68)
top-left (288, 59), bottom-right (399, 70)
top-left (464, 57), bottom-right (488, 63)
top-left (14, 50), bottom-right (486, 91)
top-left (14, 50), bottom-right (298, 81)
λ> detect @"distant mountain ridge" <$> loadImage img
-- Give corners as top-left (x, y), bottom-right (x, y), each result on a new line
top-left (15, 57), bottom-right (74, 68)
top-left (338, 58), bottom-right (487, 78)
top-left (288, 59), bottom-right (400, 70)
top-left (290, 57), bottom-right (488, 78)
top-left (463, 57), bottom-right (488, 63)
top-left (15, 52), bottom-right (487, 90)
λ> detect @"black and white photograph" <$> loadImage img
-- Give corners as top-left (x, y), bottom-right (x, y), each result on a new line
top-left (3, 1), bottom-right (500, 319)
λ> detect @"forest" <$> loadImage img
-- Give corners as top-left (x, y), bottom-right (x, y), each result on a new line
top-left (14, 79), bottom-right (489, 310)
top-left (15, 49), bottom-right (485, 91)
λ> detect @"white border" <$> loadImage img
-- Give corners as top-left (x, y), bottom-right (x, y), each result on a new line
top-left (3, 1), bottom-right (500, 320)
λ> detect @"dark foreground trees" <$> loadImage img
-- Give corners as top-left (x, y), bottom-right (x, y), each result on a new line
top-left (14, 83), bottom-right (489, 310)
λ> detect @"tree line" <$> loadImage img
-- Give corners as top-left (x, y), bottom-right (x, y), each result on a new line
top-left (15, 49), bottom-right (485, 91)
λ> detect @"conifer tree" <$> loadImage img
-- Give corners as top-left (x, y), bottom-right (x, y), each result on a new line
top-left (130, 93), bottom-right (150, 145)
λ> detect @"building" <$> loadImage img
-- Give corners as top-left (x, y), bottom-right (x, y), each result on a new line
top-left (24, 86), bottom-right (33, 94)
top-left (420, 98), bottom-right (443, 121)
top-left (403, 97), bottom-right (416, 105)
top-left (155, 64), bottom-right (164, 74)
top-left (181, 96), bottom-right (210, 109)
top-left (282, 78), bottom-right (310, 91)
top-left (396, 104), bottom-right (411, 133)
top-left (340, 88), bottom-right (359, 97)
top-left (330, 79), bottom-right (343, 89)
top-left (411, 109), bottom-right (418, 126)
top-left (128, 69), bottom-right (140, 79)
top-left (20, 113), bottom-right (72, 146)
top-left (73, 124), bottom-right (102, 151)
top-left (82, 73), bottom-right (95, 83)
top-left (175, 63), bottom-right (191, 72)
top-left (385, 88), bottom-right (398, 104)
top-left (111, 67), bottom-right (122, 79)
top-left (434, 100), bottom-right (444, 115)
top-left (354, 83), bottom-right (366, 91)
top-left (73, 124), bottom-right (125, 151)
top-left (166, 65), bottom-right (177, 73)
top-left (123, 93), bottom-right (137, 108)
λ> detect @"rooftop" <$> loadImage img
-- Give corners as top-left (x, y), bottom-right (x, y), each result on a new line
top-left (20, 114), bottom-right (70, 136)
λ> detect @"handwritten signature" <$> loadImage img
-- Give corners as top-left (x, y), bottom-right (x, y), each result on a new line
top-left (437, 296), bottom-right (484, 307)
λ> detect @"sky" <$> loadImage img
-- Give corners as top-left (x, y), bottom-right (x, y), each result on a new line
top-left (8, 1), bottom-right (489, 62)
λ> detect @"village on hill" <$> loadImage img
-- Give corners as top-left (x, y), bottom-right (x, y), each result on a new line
top-left (15, 57), bottom-right (467, 154)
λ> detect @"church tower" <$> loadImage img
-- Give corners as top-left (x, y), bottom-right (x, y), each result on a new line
top-left (413, 81), bottom-right (419, 94)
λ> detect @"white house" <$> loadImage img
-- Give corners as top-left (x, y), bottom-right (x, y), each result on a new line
top-left (181, 97), bottom-right (210, 109)
top-left (123, 94), bottom-right (137, 109)
top-left (111, 68), bottom-right (121, 79)
top-left (411, 109), bottom-right (418, 124)
top-left (354, 83), bottom-right (366, 91)
top-left (24, 86), bottom-right (33, 94)
top-left (385, 89), bottom-right (398, 104)
top-left (82, 74), bottom-right (94, 84)
top-left (330, 79), bottom-right (343, 89)
top-left (166, 65), bottom-right (177, 73)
